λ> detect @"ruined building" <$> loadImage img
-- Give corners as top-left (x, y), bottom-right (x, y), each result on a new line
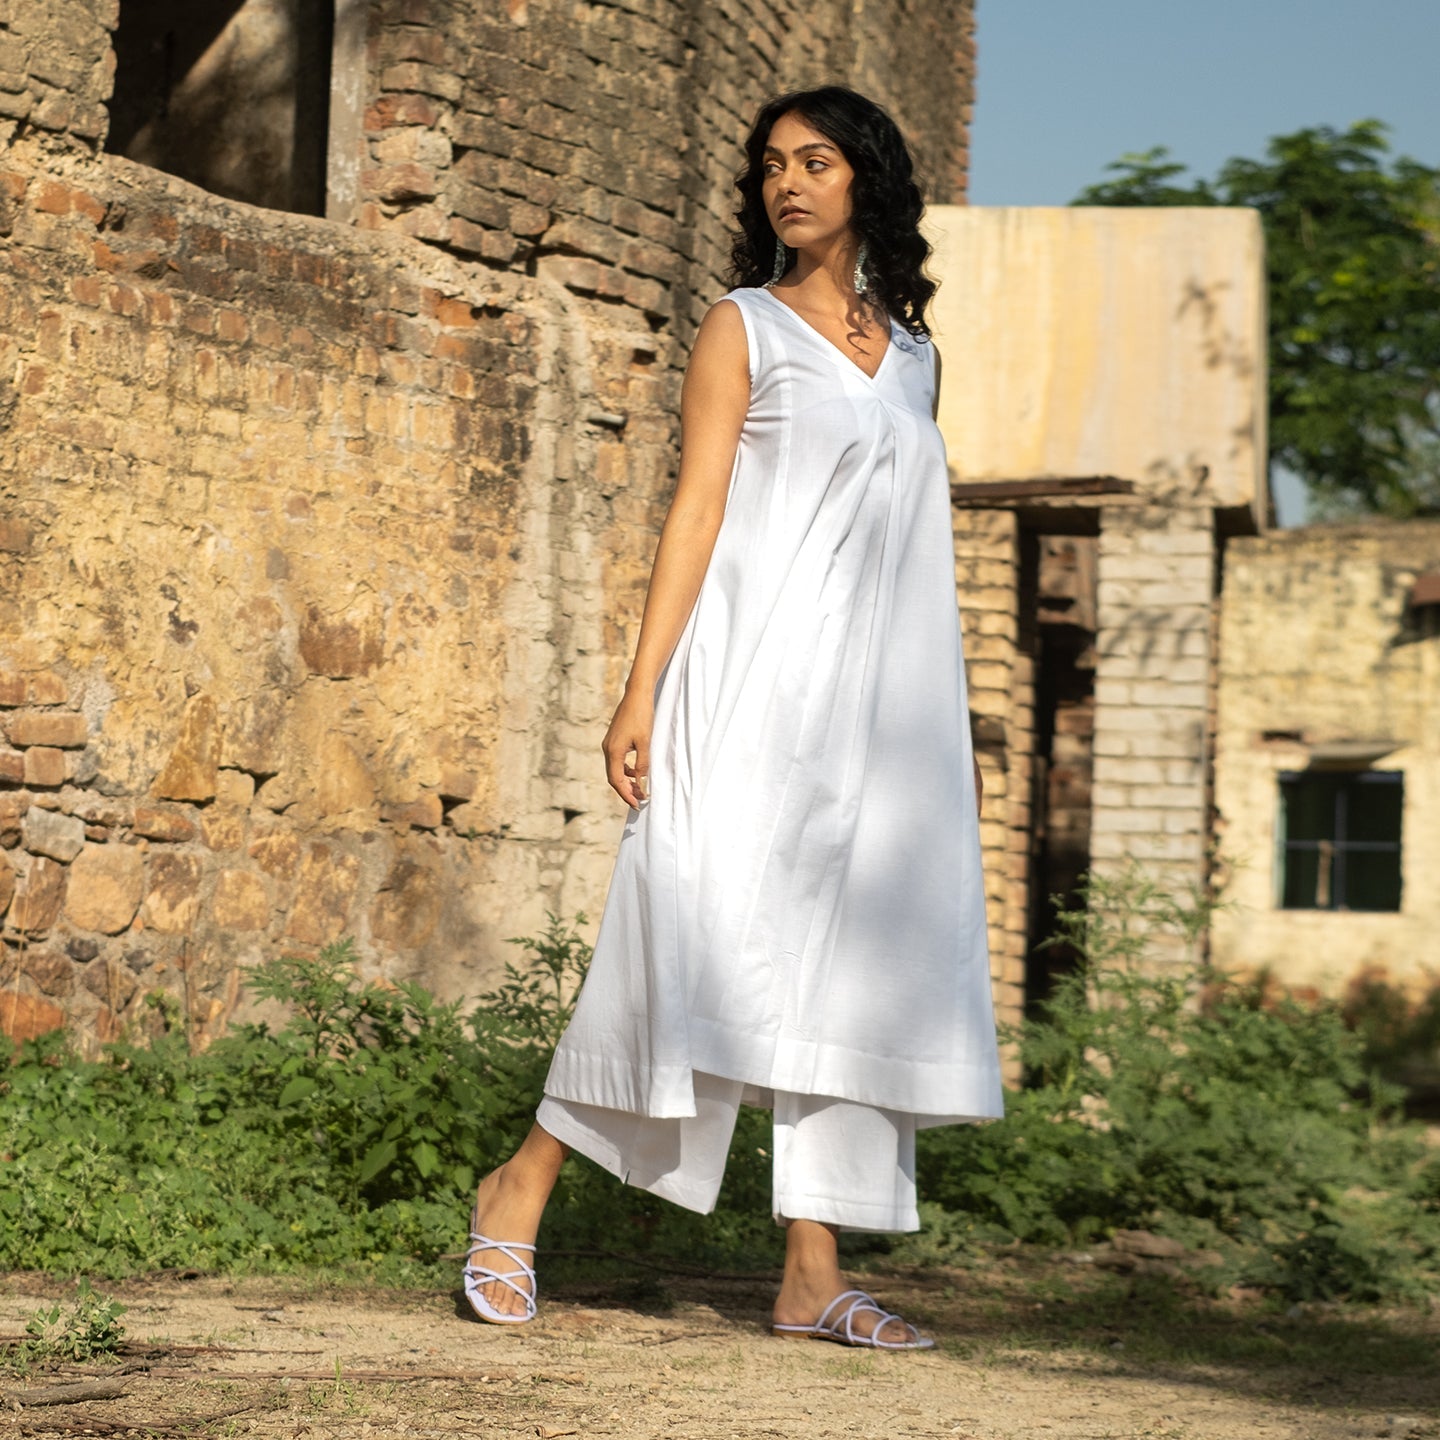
top-left (927, 206), bottom-right (1268, 1016)
top-left (0, 0), bottom-right (980, 1047)
top-left (4, 2), bottom-right (1433, 1057)
top-left (1212, 522), bottom-right (1440, 998)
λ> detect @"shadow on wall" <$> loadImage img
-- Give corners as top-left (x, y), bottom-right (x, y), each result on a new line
top-left (106, 0), bottom-right (332, 215)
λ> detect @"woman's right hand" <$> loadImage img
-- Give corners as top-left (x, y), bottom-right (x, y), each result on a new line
top-left (602, 687), bottom-right (654, 809)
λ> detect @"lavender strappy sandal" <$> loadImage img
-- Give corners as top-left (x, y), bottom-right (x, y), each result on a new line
top-left (772, 1288), bottom-right (935, 1351)
top-left (462, 1209), bottom-right (537, 1325)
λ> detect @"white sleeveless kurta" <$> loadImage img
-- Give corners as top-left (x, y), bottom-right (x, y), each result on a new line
top-left (545, 286), bottom-right (1003, 1131)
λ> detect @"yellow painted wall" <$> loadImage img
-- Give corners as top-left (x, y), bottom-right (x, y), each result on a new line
top-left (1212, 523), bottom-right (1440, 994)
top-left (926, 206), bottom-right (1268, 522)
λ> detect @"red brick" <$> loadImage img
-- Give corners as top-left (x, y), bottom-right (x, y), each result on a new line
top-left (364, 94), bottom-right (440, 130)
top-left (363, 163), bottom-right (439, 204)
top-left (34, 181), bottom-right (105, 226)
top-left (215, 310), bottom-right (248, 342)
top-left (446, 217), bottom-right (516, 263)
top-left (181, 302), bottom-right (215, 335)
top-left (9, 711), bottom-right (87, 747)
top-left (380, 27), bottom-right (446, 65)
top-left (92, 238), bottom-right (161, 275)
top-left (23, 748), bottom-right (66, 787)
top-left (27, 672), bottom-right (67, 704)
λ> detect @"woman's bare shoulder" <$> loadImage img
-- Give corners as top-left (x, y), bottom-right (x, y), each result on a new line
top-left (688, 295), bottom-right (750, 376)
top-left (699, 294), bottom-right (748, 339)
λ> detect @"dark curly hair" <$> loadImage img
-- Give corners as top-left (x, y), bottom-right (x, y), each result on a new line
top-left (727, 86), bottom-right (935, 338)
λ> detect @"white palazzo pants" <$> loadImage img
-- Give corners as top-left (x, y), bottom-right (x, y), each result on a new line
top-left (536, 1073), bottom-right (919, 1234)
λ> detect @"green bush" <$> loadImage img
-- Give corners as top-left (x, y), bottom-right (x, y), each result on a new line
top-left (4, 881), bottom-right (1435, 1303)
top-left (0, 917), bottom-right (777, 1279)
top-left (916, 869), bottom-right (1440, 1302)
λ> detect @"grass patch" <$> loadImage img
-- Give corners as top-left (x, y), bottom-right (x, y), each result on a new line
top-left (3, 879), bottom-right (1438, 1312)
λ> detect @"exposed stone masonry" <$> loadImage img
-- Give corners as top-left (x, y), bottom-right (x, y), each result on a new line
top-left (1, 0), bottom-right (978, 1049)
top-left (348, 0), bottom-right (977, 339)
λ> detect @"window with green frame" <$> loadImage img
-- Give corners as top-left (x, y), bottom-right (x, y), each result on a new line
top-left (1277, 770), bottom-right (1403, 912)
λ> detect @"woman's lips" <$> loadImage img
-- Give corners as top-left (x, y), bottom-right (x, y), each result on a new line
top-left (777, 208), bottom-right (808, 222)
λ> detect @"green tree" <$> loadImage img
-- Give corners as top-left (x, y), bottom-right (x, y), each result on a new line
top-left (1075, 122), bottom-right (1440, 517)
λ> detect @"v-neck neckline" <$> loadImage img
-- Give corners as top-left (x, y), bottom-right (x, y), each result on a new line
top-left (758, 287), bottom-right (895, 382)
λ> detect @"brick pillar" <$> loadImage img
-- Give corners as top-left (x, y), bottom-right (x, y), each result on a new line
top-left (953, 508), bottom-right (1030, 1035)
top-left (1090, 503), bottom-right (1215, 963)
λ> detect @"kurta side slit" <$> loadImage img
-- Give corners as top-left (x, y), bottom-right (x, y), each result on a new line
top-left (541, 287), bottom-right (1003, 1231)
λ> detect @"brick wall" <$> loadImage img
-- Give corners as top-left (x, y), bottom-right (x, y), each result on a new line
top-left (952, 509), bottom-right (1031, 1035)
top-left (0, 0), bottom-right (977, 1049)
top-left (354, 0), bottom-right (977, 330)
top-left (0, 162), bottom-right (568, 1047)
top-left (1090, 504), bottom-right (1215, 959)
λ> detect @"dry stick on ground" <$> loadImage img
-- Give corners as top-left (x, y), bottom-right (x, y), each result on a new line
top-left (6, 1422), bottom-right (193, 1439)
top-left (11, 1377), bottom-right (129, 1406)
top-left (146, 1366), bottom-right (523, 1383)
top-left (124, 1343), bottom-right (327, 1357)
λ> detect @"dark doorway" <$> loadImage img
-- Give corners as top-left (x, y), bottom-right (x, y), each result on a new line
top-left (106, 0), bottom-right (333, 215)
top-left (1024, 533), bottom-right (1097, 1012)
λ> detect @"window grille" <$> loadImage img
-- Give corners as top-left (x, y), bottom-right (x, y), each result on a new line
top-left (1277, 770), bottom-right (1403, 912)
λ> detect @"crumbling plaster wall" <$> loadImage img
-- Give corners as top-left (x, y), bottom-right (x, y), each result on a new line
top-left (1212, 523), bottom-right (1440, 995)
top-left (928, 205), bottom-right (1267, 994)
top-left (0, 0), bottom-right (978, 1047)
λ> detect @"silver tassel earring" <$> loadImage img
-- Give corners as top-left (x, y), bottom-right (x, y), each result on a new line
top-left (852, 240), bottom-right (870, 296)
top-left (765, 239), bottom-right (786, 288)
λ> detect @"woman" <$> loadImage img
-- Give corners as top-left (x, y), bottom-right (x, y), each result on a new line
top-left (464, 87), bottom-right (1003, 1350)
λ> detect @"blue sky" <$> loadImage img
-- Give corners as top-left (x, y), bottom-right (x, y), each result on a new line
top-left (967, 1), bottom-right (1439, 523)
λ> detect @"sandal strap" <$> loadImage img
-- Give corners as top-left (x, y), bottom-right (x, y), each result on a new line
top-left (819, 1289), bottom-right (920, 1348)
top-left (464, 1234), bottom-right (538, 1310)
top-left (467, 1231), bottom-right (536, 1255)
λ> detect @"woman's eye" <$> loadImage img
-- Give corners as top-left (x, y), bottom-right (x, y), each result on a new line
top-left (806, 159), bottom-right (828, 172)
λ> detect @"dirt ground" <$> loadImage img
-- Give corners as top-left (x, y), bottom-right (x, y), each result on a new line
top-left (2, 1263), bottom-right (1437, 1440)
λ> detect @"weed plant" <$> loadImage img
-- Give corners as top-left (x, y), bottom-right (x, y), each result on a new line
top-left (2, 884), bottom-right (1436, 1303)
top-left (915, 870), bottom-right (1440, 1303)
top-left (0, 917), bottom-right (775, 1279)
top-left (7, 1279), bottom-right (125, 1370)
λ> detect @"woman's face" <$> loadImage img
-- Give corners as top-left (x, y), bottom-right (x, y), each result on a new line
top-left (761, 110), bottom-right (856, 254)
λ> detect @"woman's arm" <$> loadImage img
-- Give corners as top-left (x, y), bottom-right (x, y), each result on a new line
top-left (602, 299), bottom-right (751, 808)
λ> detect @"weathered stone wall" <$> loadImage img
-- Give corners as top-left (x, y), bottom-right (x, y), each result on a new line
top-left (0, 0), bottom-right (116, 150)
top-left (0, 159), bottom-right (577, 1047)
top-left (348, 0), bottom-right (977, 327)
top-left (0, 0), bottom-right (977, 1048)
top-left (1212, 522), bottom-right (1440, 995)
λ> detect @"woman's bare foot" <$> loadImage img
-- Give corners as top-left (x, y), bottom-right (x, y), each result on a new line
top-left (771, 1219), bottom-right (930, 1347)
top-left (465, 1124), bottom-right (567, 1323)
